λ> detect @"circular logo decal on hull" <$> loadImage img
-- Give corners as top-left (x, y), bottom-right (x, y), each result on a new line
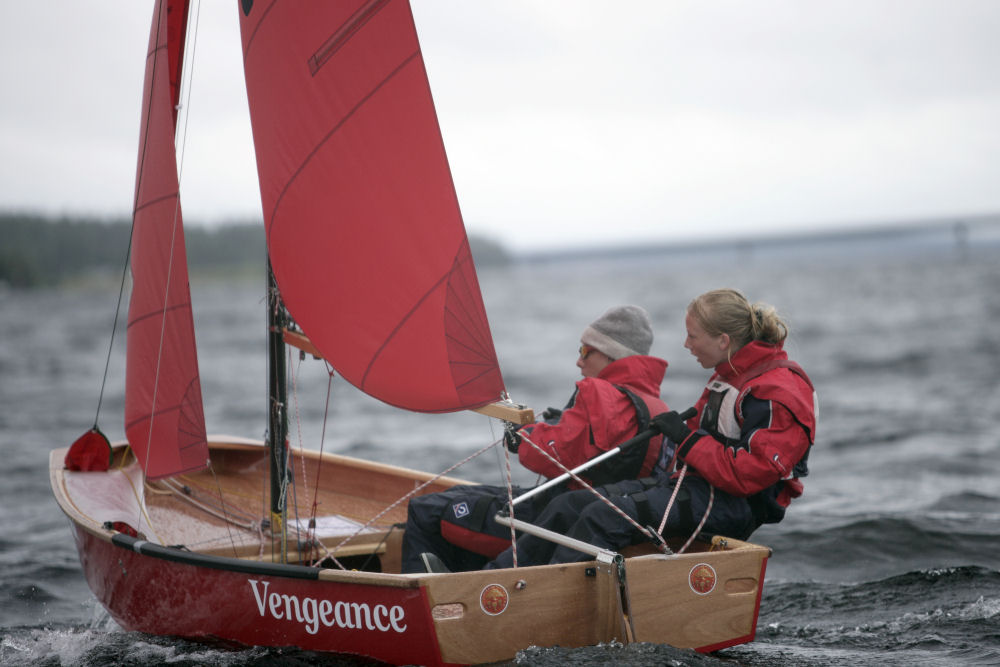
top-left (689, 563), bottom-right (717, 595)
top-left (479, 583), bottom-right (509, 615)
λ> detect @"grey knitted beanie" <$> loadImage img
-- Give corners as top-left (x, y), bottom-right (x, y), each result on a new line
top-left (580, 305), bottom-right (653, 360)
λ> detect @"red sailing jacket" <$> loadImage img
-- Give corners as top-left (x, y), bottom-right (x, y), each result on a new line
top-left (678, 341), bottom-right (816, 511)
top-left (516, 355), bottom-right (669, 485)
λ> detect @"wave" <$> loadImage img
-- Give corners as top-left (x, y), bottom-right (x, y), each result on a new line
top-left (1, 621), bottom-right (407, 667)
top-left (740, 567), bottom-right (1000, 666)
top-left (929, 491), bottom-right (1000, 513)
top-left (764, 512), bottom-right (1000, 585)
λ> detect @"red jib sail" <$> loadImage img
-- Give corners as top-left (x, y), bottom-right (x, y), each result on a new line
top-left (238, 1), bottom-right (504, 413)
top-left (125, 0), bottom-right (207, 480)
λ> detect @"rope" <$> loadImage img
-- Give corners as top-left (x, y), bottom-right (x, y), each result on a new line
top-left (656, 464), bottom-right (688, 535)
top-left (308, 363), bottom-right (336, 557)
top-left (678, 484), bottom-right (714, 554)
top-left (652, 463), bottom-right (717, 555)
top-left (285, 358), bottom-right (337, 565)
top-left (515, 431), bottom-right (661, 548)
top-left (502, 441), bottom-right (518, 568)
top-left (156, 477), bottom-right (257, 531)
top-left (518, 432), bottom-right (716, 556)
top-left (317, 436), bottom-right (505, 568)
top-left (210, 463), bottom-right (256, 560)
top-left (287, 351), bottom-right (313, 560)
top-left (119, 464), bottom-right (163, 546)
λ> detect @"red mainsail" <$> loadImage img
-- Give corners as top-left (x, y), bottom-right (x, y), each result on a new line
top-left (238, 0), bottom-right (504, 413)
top-left (125, 0), bottom-right (207, 480)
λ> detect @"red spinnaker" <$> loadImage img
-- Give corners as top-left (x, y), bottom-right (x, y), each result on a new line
top-left (125, 0), bottom-right (207, 480)
top-left (238, 0), bottom-right (504, 413)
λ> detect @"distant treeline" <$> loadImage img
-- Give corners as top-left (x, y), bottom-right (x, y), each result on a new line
top-left (0, 213), bottom-right (510, 288)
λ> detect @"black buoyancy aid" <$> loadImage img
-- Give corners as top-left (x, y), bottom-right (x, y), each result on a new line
top-left (584, 385), bottom-right (668, 487)
top-left (703, 358), bottom-right (816, 526)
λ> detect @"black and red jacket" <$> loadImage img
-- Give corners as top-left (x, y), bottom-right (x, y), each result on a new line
top-left (677, 341), bottom-right (817, 523)
top-left (517, 354), bottom-right (669, 486)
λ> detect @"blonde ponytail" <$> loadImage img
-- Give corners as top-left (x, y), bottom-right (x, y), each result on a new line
top-left (688, 289), bottom-right (788, 350)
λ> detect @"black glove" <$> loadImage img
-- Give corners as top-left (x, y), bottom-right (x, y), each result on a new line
top-left (540, 407), bottom-right (562, 424)
top-left (650, 410), bottom-right (692, 445)
top-left (503, 424), bottom-right (523, 453)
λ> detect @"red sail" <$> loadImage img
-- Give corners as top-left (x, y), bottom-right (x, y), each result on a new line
top-left (125, 0), bottom-right (207, 480)
top-left (238, 1), bottom-right (504, 413)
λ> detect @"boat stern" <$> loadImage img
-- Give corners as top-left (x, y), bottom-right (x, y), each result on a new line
top-left (624, 535), bottom-right (770, 651)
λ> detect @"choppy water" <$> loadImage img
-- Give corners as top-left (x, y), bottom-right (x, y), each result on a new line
top-left (2, 227), bottom-right (999, 666)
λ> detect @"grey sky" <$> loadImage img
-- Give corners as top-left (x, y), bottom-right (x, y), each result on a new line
top-left (2, 1), bottom-right (998, 251)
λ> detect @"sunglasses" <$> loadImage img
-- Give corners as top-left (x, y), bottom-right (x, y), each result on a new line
top-left (579, 344), bottom-right (597, 359)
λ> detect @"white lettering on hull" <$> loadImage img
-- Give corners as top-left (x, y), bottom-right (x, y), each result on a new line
top-left (248, 579), bottom-right (407, 635)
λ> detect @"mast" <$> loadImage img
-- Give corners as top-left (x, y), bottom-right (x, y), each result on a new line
top-left (266, 257), bottom-right (290, 562)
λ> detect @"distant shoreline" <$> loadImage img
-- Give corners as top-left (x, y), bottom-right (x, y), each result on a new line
top-left (2, 210), bottom-right (997, 288)
top-left (519, 213), bottom-right (1000, 263)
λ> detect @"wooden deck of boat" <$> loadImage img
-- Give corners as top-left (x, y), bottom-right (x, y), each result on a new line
top-left (108, 438), bottom-right (467, 567)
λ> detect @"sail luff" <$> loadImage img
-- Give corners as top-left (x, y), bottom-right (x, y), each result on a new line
top-left (124, 0), bottom-right (207, 480)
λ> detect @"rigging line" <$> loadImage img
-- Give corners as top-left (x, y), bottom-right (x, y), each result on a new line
top-left (502, 441), bottom-right (518, 568)
top-left (158, 476), bottom-right (258, 533)
top-left (142, 0), bottom-right (203, 475)
top-left (94, 245), bottom-right (133, 428)
top-left (308, 363), bottom-right (337, 531)
top-left (515, 431), bottom-right (661, 548)
top-left (657, 465), bottom-right (688, 536)
top-left (285, 348), bottom-right (317, 559)
top-left (678, 485), bottom-right (714, 555)
top-left (163, 480), bottom-right (258, 530)
top-left (292, 360), bottom-right (336, 561)
top-left (290, 353), bottom-right (313, 557)
top-left (208, 462), bottom-right (254, 559)
top-left (165, 475), bottom-right (258, 523)
top-left (175, 0), bottom-right (202, 180)
top-left (652, 464), bottom-right (714, 555)
top-left (93, 0), bottom-right (172, 428)
top-left (123, 464), bottom-right (165, 546)
top-left (325, 436), bottom-right (504, 566)
top-left (487, 413), bottom-right (534, 563)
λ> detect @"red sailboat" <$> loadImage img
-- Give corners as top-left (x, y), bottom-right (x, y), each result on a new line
top-left (49, 2), bottom-right (770, 664)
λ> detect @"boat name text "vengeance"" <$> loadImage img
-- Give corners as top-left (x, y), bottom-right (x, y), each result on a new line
top-left (248, 579), bottom-right (407, 635)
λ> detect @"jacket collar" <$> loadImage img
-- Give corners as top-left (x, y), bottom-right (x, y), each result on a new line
top-left (713, 340), bottom-right (786, 383)
top-left (595, 355), bottom-right (668, 395)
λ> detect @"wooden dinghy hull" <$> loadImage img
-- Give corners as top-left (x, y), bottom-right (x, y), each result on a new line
top-left (50, 439), bottom-right (770, 665)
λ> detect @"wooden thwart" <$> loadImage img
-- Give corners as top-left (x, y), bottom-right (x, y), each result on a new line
top-left (471, 400), bottom-right (535, 424)
top-left (282, 328), bottom-right (323, 358)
